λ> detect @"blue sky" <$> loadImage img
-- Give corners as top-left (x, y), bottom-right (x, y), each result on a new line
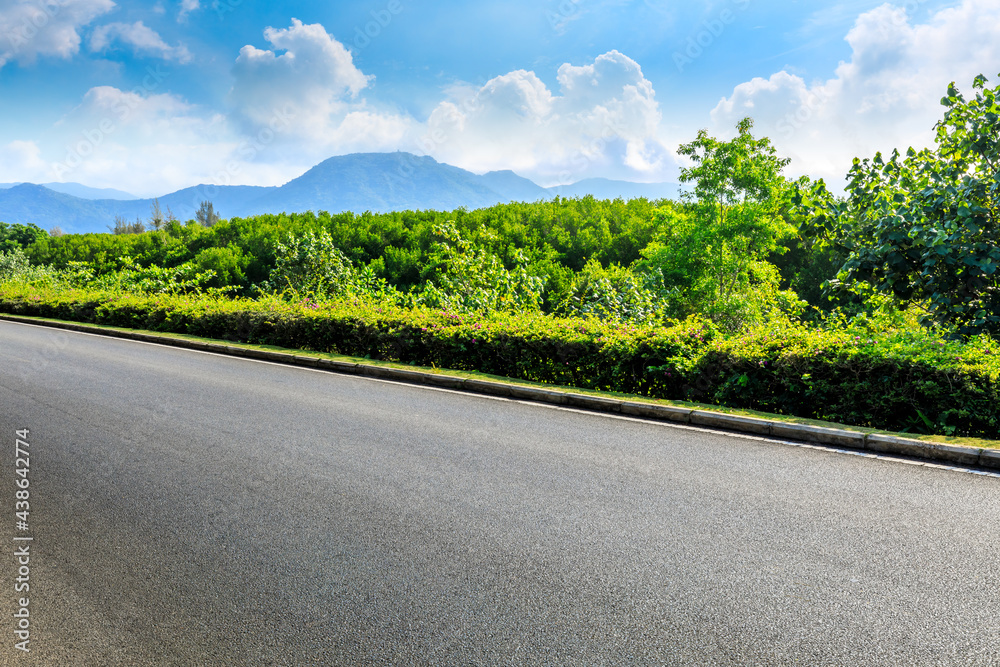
top-left (0, 0), bottom-right (996, 196)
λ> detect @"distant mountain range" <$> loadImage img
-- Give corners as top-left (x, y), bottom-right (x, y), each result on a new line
top-left (0, 182), bottom-right (137, 200)
top-left (0, 152), bottom-right (678, 234)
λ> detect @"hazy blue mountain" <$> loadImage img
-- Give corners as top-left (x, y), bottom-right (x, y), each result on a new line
top-left (546, 178), bottom-right (679, 201)
top-left (42, 183), bottom-right (138, 200)
top-left (479, 170), bottom-right (550, 202)
top-left (248, 153), bottom-right (512, 214)
top-left (154, 184), bottom-right (278, 223)
top-left (0, 184), bottom-right (149, 233)
top-left (0, 152), bottom-right (679, 234)
top-left (0, 182), bottom-right (137, 200)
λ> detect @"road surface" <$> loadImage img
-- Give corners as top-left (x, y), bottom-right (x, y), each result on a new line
top-left (1, 319), bottom-right (998, 665)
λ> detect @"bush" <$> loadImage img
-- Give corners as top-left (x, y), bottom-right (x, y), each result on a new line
top-left (0, 282), bottom-right (995, 438)
top-left (0, 249), bottom-right (56, 285)
top-left (684, 318), bottom-right (998, 437)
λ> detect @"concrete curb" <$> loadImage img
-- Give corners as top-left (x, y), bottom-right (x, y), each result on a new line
top-left (3, 313), bottom-right (997, 472)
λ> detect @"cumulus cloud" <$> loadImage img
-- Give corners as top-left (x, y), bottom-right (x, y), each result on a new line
top-left (230, 19), bottom-right (374, 133)
top-left (424, 51), bottom-right (672, 184)
top-left (710, 0), bottom-right (1000, 186)
top-left (90, 21), bottom-right (193, 63)
top-left (178, 0), bottom-right (198, 21)
top-left (2, 19), bottom-right (419, 197)
top-left (228, 19), bottom-right (418, 164)
top-left (0, 0), bottom-right (115, 68)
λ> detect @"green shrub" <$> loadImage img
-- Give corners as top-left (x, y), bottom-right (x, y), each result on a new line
top-left (0, 283), bottom-right (995, 438)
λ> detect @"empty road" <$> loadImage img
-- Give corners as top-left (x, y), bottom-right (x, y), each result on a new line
top-left (1, 319), bottom-right (998, 665)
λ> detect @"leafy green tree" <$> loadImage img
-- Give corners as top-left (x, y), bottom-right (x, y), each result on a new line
top-left (149, 199), bottom-right (166, 231)
top-left (639, 118), bottom-right (799, 329)
top-left (109, 215), bottom-right (146, 234)
top-left (89, 257), bottom-right (222, 295)
top-left (192, 246), bottom-right (248, 288)
top-left (196, 201), bottom-right (220, 227)
top-left (0, 248), bottom-right (54, 284)
top-left (0, 222), bottom-right (47, 253)
top-left (807, 74), bottom-right (1000, 335)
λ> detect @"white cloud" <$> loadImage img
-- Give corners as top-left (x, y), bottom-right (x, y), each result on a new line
top-left (710, 0), bottom-right (1000, 186)
top-left (178, 0), bottom-right (198, 21)
top-left (89, 21), bottom-right (193, 63)
top-left (0, 20), bottom-right (420, 197)
top-left (424, 50), bottom-right (673, 184)
top-left (228, 19), bottom-right (417, 165)
top-left (0, 0), bottom-right (115, 68)
top-left (36, 85), bottom-right (242, 196)
top-left (0, 140), bottom-right (47, 182)
top-left (230, 19), bottom-right (372, 130)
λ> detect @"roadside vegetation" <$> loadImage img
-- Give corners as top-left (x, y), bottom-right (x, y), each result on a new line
top-left (1, 75), bottom-right (998, 438)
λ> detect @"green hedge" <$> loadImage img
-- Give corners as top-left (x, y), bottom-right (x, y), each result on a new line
top-left (687, 323), bottom-right (999, 437)
top-left (1, 283), bottom-right (997, 438)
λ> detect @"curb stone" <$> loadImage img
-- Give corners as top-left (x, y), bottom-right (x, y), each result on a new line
top-left (690, 411), bottom-right (772, 436)
top-left (1, 312), bottom-right (996, 473)
top-left (769, 422), bottom-right (866, 448)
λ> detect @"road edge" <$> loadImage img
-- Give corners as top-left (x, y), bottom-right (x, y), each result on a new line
top-left (4, 312), bottom-right (997, 472)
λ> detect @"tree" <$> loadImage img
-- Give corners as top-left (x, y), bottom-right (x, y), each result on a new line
top-left (149, 198), bottom-right (165, 230)
top-left (196, 201), bottom-right (220, 227)
top-left (639, 118), bottom-right (798, 328)
top-left (554, 258), bottom-right (661, 324)
top-left (0, 222), bottom-right (47, 252)
top-left (808, 74), bottom-right (1000, 335)
top-left (266, 229), bottom-right (394, 301)
top-left (109, 216), bottom-right (146, 234)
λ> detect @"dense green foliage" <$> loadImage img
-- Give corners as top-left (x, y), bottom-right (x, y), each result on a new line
top-left (799, 74), bottom-right (1000, 335)
top-left (0, 222), bottom-right (46, 253)
top-left (23, 197), bottom-right (673, 306)
top-left (1, 282), bottom-right (995, 438)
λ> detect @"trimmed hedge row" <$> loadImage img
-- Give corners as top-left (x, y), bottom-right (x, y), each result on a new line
top-left (689, 324), bottom-right (999, 438)
top-left (1, 283), bottom-right (997, 438)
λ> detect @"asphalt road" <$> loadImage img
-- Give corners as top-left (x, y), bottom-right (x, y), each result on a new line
top-left (0, 319), bottom-right (998, 666)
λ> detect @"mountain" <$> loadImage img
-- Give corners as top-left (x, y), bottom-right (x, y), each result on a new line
top-left (0, 182), bottom-right (137, 200)
top-left (479, 170), bottom-right (550, 202)
top-left (0, 153), bottom-right (679, 234)
top-left (41, 183), bottom-right (138, 201)
top-left (0, 184), bottom-right (149, 233)
top-left (249, 152), bottom-right (518, 214)
top-left (546, 178), bottom-right (679, 201)
top-left (154, 184), bottom-right (278, 223)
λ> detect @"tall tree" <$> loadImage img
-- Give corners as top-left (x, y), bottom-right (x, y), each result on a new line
top-left (640, 118), bottom-right (797, 328)
top-left (805, 74), bottom-right (1000, 335)
top-left (149, 198), bottom-right (165, 230)
top-left (196, 201), bottom-right (220, 227)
